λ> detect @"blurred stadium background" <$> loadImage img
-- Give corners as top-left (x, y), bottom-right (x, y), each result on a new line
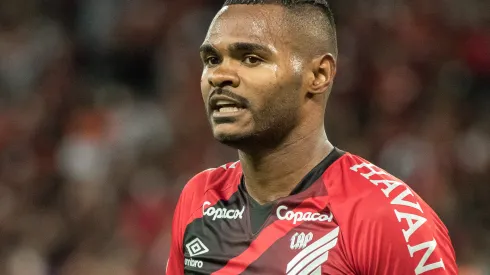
top-left (0, 0), bottom-right (489, 274)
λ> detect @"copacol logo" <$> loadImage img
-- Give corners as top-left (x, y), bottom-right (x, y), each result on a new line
top-left (202, 201), bottom-right (245, 220)
top-left (276, 205), bottom-right (333, 224)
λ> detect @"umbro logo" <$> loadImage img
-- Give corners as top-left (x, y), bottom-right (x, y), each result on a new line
top-left (185, 238), bottom-right (208, 269)
top-left (186, 238), bottom-right (209, 257)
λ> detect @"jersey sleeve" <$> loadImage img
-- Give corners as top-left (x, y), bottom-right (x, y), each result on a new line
top-left (330, 154), bottom-right (458, 275)
top-left (166, 189), bottom-right (186, 274)
top-left (166, 170), bottom-right (213, 274)
top-left (351, 199), bottom-right (458, 275)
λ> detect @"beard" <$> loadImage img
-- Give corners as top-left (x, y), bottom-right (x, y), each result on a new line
top-left (207, 71), bottom-right (304, 152)
top-left (213, 96), bottom-right (301, 152)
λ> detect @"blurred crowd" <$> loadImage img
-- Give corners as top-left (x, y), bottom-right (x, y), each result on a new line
top-left (0, 0), bottom-right (488, 274)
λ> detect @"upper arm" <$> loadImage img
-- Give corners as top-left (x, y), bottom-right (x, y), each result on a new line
top-left (166, 191), bottom-right (186, 274)
top-left (166, 170), bottom-right (213, 274)
top-left (335, 156), bottom-right (458, 275)
top-left (352, 203), bottom-right (457, 275)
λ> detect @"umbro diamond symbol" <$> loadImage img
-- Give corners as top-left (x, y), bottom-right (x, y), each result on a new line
top-left (186, 238), bottom-right (209, 257)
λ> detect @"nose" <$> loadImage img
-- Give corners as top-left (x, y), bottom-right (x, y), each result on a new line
top-left (208, 63), bottom-right (240, 88)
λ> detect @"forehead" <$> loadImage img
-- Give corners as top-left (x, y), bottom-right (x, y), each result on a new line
top-left (204, 5), bottom-right (291, 49)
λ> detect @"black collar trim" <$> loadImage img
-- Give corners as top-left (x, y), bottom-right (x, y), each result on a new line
top-left (240, 147), bottom-right (345, 197)
top-left (289, 147), bottom-right (344, 195)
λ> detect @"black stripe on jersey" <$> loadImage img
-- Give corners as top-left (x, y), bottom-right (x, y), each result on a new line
top-left (247, 193), bottom-right (274, 234)
top-left (242, 148), bottom-right (344, 236)
top-left (182, 148), bottom-right (344, 274)
top-left (183, 189), bottom-right (251, 274)
top-left (240, 147), bottom-right (344, 197)
top-left (289, 147), bottom-right (344, 195)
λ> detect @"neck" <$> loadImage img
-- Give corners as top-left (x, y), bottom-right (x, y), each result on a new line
top-left (238, 126), bottom-right (333, 205)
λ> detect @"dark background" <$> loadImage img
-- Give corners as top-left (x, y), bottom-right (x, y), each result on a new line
top-left (0, 0), bottom-right (489, 274)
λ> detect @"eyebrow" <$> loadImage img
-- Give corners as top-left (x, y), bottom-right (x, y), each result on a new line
top-left (199, 44), bottom-right (217, 55)
top-left (199, 42), bottom-right (274, 55)
top-left (228, 42), bottom-right (273, 55)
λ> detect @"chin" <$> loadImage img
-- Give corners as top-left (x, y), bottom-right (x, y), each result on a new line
top-left (214, 131), bottom-right (245, 143)
top-left (213, 130), bottom-right (253, 148)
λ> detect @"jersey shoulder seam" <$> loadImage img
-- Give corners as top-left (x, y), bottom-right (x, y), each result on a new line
top-left (182, 163), bottom-right (242, 228)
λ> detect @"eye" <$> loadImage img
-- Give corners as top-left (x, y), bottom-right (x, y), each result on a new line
top-left (243, 55), bottom-right (262, 66)
top-left (204, 56), bottom-right (220, 66)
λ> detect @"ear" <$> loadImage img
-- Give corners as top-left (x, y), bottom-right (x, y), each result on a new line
top-left (308, 53), bottom-right (336, 95)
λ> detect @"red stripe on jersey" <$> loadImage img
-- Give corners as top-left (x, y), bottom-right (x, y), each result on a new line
top-left (212, 195), bottom-right (329, 275)
top-left (188, 166), bottom-right (243, 223)
top-left (167, 163), bottom-right (242, 275)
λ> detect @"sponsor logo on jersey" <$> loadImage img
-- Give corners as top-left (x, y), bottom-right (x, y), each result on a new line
top-left (276, 205), bottom-right (333, 224)
top-left (186, 238), bottom-right (209, 257)
top-left (185, 258), bottom-right (204, 269)
top-left (185, 238), bottom-right (209, 269)
top-left (202, 201), bottom-right (245, 220)
top-left (286, 227), bottom-right (339, 275)
top-left (290, 232), bottom-right (314, 249)
top-left (350, 162), bottom-right (447, 274)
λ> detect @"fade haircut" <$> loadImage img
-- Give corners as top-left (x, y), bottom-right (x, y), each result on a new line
top-left (223, 0), bottom-right (337, 57)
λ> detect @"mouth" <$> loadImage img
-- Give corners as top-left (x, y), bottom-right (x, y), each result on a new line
top-left (214, 101), bottom-right (244, 114)
top-left (212, 104), bottom-right (247, 121)
top-left (209, 97), bottom-right (247, 119)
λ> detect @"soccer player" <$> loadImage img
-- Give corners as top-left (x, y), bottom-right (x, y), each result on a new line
top-left (167, 0), bottom-right (458, 274)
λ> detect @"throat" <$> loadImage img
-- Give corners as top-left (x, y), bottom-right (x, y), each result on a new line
top-left (239, 140), bottom-right (336, 205)
top-left (245, 178), bottom-right (296, 204)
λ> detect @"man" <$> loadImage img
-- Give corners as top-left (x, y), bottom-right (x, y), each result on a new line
top-left (167, 0), bottom-right (458, 274)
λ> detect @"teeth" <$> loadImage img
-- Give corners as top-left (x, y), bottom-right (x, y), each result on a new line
top-left (219, 107), bottom-right (240, 113)
top-left (216, 100), bottom-right (235, 105)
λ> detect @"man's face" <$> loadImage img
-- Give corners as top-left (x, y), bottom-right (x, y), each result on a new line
top-left (200, 5), bottom-right (306, 148)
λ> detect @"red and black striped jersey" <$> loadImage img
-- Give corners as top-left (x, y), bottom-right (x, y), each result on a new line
top-left (167, 148), bottom-right (457, 275)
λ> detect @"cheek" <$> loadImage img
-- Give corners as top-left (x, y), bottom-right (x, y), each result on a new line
top-left (200, 69), bottom-right (207, 87)
top-left (267, 75), bottom-right (303, 112)
top-left (244, 64), bottom-right (280, 87)
top-left (243, 65), bottom-right (278, 84)
top-left (289, 55), bottom-right (304, 75)
top-left (200, 73), bottom-right (209, 101)
top-left (255, 83), bottom-right (293, 116)
top-left (201, 67), bottom-right (208, 81)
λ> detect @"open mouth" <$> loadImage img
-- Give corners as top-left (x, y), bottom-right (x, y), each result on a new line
top-left (214, 100), bottom-right (244, 113)
top-left (210, 98), bottom-right (247, 116)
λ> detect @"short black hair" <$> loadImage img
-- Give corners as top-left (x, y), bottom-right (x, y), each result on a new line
top-left (223, 0), bottom-right (336, 31)
top-left (223, 0), bottom-right (337, 57)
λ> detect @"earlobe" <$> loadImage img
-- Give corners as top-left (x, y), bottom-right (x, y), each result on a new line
top-left (309, 53), bottom-right (336, 95)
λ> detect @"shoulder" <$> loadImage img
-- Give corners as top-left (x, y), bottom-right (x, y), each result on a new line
top-left (324, 152), bottom-right (398, 204)
top-left (177, 161), bottom-right (242, 218)
top-left (335, 153), bottom-right (429, 219)
top-left (329, 152), bottom-right (433, 227)
top-left (181, 160), bottom-right (242, 198)
top-left (327, 153), bottom-right (457, 274)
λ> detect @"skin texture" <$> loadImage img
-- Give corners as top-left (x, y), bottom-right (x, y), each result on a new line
top-left (200, 4), bottom-right (337, 204)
